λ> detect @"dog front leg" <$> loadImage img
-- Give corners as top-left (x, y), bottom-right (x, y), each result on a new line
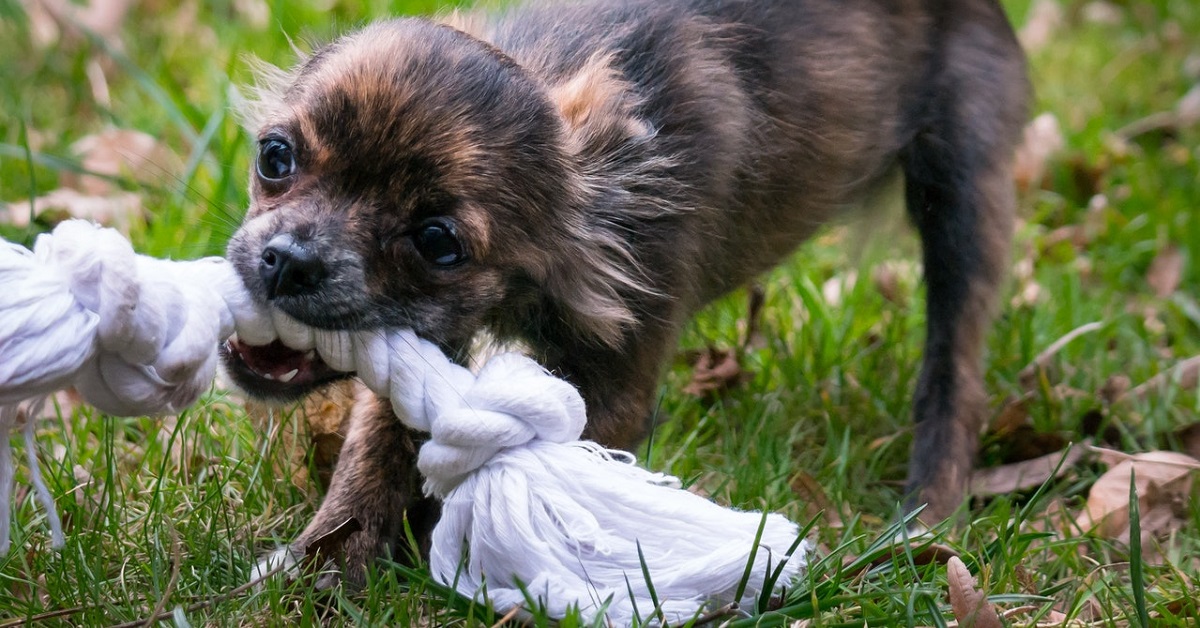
top-left (287, 391), bottom-right (438, 586)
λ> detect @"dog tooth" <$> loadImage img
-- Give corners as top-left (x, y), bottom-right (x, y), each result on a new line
top-left (315, 329), bottom-right (356, 372)
top-left (303, 350), bottom-right (317, 361)
top-left (272, 309), bottom-right (316, 350)
top-left (278, 369), bottom-right (299, 383)
top-left (260, 372), bottom-right (276, 381)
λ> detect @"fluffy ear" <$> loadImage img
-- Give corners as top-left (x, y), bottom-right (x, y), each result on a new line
top-left (231, 53), bottom-right (304, 134)
top-left (548, 53), bottom-right (654, 158)
top-left (534, 55), bottom-right (666, 346)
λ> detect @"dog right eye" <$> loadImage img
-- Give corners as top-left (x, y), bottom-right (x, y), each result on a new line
top-left (257, 139), bottom-right (296, 181)
top-left (412, 220), bottom-right (467, 267)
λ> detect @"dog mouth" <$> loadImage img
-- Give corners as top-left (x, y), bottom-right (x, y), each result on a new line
top-left (220, 334), bottom-right (349, 401)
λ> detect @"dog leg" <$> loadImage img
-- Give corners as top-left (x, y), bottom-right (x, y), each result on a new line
top-left (547, 316), bottom-right (682, 452)
top-left (288, 392), bottom-right (438, 585)
top-left (900, 25), bottom-right (1026, 522)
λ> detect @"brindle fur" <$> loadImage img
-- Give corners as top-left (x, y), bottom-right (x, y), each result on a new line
top-left (226, 0), bottom-right (1029, 582)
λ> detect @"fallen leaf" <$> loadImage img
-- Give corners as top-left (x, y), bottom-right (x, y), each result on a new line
top-left (821, 270), bottom-right (857, 308)
top-left (1083, 449), bottom-right (1198, 539)
top-left (1114, 85), bottom-right (1200, 144)
top-left (947, 556), bottom-right (1002, 628)
top-left (871, 541), bottom-right (960, 568)
top-left (1013, 112), bottom-right (1065, 190)
top-left (1098, 375), bottom-right (1131, 405)
top-left (67, 128), bottom-right (180, 195)
top-left (682, 347), bottom-right (750, 398)
top-left (6, 188), bottom-right (142, 231)
top-left (233, 0), bottom-right (270, 30)
top-left (971, 442), bottom-right (1090, 496)
top-left (1018, 0), bottom-right (1063, 52)
top-left (1082, 1), bottom-right (1123, 25)
top-left (1146, 246), bottom-right (1184, 298)
top-left (5, 128), bottom-right (180, 232)
top-left (1125, 355), bottom-right (1200, 402)
top-left (1177, 84), bottom-right (1200, 127)
top-left (1173, 423), bottom-right (1200, 459)
top-left (872, 260), bottom-right (919, 307)
top-left (26, 0), bottom-right (134, 48)
top-left (789, 471), bottom-right (843, 527)
top-left (988, 394), bottom-right (1031, 435)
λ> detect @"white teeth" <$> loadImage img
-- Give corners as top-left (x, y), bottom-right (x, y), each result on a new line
top-left (260, 372), bottom-right (276, 381)
top-left (273, 309), bottom-right (316, 350)
top-left (278, 369), bottom-right (299, 383)
top-left (229, 332), bottom-right (240, 344)
top-left (304, 350), bottom-right (316, 361)
top-left (315, 329), bottom-right (356, 372)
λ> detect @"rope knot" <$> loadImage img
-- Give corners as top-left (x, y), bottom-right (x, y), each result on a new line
top-left (369, 332), bottom-right (587, 497)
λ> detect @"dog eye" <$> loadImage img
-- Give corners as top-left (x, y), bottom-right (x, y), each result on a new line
top-left (257, 139), bottom-right (296, 181)
top-left (412, 220), bottom-right (467, 267)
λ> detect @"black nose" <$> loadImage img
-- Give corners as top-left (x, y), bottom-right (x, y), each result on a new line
top-left (259, 234), bottom-right (327, 299)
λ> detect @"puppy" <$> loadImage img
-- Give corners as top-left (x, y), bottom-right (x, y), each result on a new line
top-left (222, 0), bottom-right (1029, 582)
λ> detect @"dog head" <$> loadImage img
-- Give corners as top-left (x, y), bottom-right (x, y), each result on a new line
top-left (223, 18), bottom-right (654, 401)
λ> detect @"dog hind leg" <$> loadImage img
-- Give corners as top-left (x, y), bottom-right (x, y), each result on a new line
top-left (900, 7), bottom-right (1027, 523)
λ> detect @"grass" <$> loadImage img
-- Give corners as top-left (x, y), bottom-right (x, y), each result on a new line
top-left (1, 0), bottom-right (1199, 624)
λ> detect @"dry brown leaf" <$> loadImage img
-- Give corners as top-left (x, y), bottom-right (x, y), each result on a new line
top-left (1083, 449), bottom-right (1198, 539)
top-left (821, 270), bottom-right (857, 307)
top-left (5, 128), bottom-right (181, 232)
top-left (233, 0), bottom-right (270, 30)
top-left (1013, 112), bottom-right (1065, 190)
top-left (67, 128), bottom-right (180, 195)
top-left (970, 442), bottom-right (1090, 497)
top-left (6, 189), bottom-right (142, 231)
top-left (1126, 355), bottom-right (1200, 402)
top-left (872, 260), bottom-right (919, 307)
top-left (1115, 85), bottom-right (1200, 141)
top-left (988, 394), bottom-right (1031, 435)
top-left (1177, 84), bottom-right (1200, 127)
top-left (789, 471), bottom-right (843, 527)
top-left (1082, 1), bottom-right (1123, 25)
top-left (871, 541), bottom-right (960, 568)
top-left (1146, 245), bottom-right (1185, 298)
top-left (682, 347), bottom-right (750, 398)
top-left (26, 0), bottom-right (133, 47)
top-left (1098, 374), bottom-right (1131, 405)
top-left (947, 556), bottom-right (1003, 628)
top-left (1173, 423), bottom-right (1200, 459)
top-left (1018, 0), bottom-right (1063, 52)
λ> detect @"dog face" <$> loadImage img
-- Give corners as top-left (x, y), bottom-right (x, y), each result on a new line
top-left (224, 19), bottom-right (589, 400)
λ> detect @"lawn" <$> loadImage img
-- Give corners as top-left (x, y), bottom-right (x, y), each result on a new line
top-left (1, 0), bottom-right (1198, 624)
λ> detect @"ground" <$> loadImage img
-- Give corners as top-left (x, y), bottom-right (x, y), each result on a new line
top-left (0, 0), bottom-right (1198, 624)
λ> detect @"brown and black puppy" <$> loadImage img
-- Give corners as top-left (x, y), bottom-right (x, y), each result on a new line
top-left (222, 0), bottom-right (1029, 582)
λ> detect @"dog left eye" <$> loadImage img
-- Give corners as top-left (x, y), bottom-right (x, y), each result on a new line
top-left (412, 220), bottom-right (467, 267)
top-left (257, 139), bottom-right (296, 181)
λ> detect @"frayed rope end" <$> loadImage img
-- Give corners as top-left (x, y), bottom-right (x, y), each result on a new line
top-left (1, 400), bottom-right (66, 556)
top-left (429, 440), bottom-right (809, 625)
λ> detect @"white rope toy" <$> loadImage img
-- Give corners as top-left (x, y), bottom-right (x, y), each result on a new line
top-left (0, 220), bottom-right (808, 624)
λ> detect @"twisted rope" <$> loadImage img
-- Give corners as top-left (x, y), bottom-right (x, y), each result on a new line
top-left (0, 220), bottom-right (807, 624)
